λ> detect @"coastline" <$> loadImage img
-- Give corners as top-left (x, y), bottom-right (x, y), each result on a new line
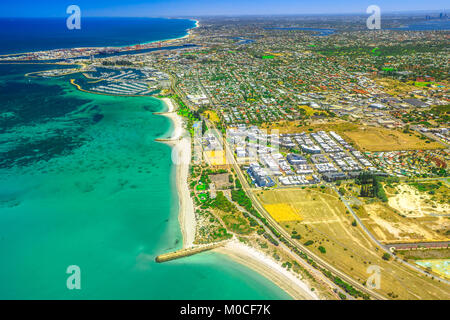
top-left (158, 97), bottom-right (196, 248)
top-left (215, 240), bottom-right (320, 300)
top-left (126, 19), bottom-right (199, 47)
top-left (158, 96), bottom-right (319, 300)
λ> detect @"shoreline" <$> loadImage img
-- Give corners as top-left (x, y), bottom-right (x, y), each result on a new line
top-left (157, 97), bottom-right (319, 300)
top-left (215, 240), bottom-right (320, 300)
top-left (157, 97), bottom-right (196, 248)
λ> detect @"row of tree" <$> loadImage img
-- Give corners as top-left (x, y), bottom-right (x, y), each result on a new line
top-left (357, 172), bottom-right (387, 202)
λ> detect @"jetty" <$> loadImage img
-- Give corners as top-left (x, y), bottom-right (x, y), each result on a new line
top-left (155, 241), bottom-right (229, 263)
top-left (155, 137), bottom-right (182, 142)
top-left (153, 111), bottom-right (177, 115)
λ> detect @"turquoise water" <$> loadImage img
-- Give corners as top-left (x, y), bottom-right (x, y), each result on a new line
top-left (0, 63), bottom-right (290, 299)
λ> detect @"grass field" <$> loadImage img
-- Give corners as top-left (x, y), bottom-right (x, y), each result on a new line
top-left (254, 187), bottom-right (450, 299)
top-left (342, 126), bottom-right (443, 151)
top-left (374, 78), bottom-right (419, 96)
top-left (198, 193), bottom-right (208, 202)
top-left (196, 184), bottom-right (207, 191)
top-left (263, 120), bottom-right (444, 151)
top-left (204, 110), bottom-right (220, 122)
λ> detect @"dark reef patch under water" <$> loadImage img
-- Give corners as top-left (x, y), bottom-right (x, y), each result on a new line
top-left (0, 81), bottom-right (92, 130)
top-left (0, 64), bottom-right (100, 169)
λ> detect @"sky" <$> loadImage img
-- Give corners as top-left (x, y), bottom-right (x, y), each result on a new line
top-left (0, 0), bottom-right (448, 17)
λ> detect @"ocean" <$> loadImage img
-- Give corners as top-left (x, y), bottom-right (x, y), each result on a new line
top-left (0, 19), bottom-right (290, 299)
top-left (0, 17), bottom-right (196, 55)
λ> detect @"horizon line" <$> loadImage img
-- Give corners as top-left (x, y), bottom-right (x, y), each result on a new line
top-left (0, 8), bottom-right (448, 19)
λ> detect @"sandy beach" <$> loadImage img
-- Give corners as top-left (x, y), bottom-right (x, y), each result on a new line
top-left (162, 97), bottom-right (176, 112)
top-left (215, 240), bottom-right (320, 300)
top-left (158, 98), bottom-right (196, 248)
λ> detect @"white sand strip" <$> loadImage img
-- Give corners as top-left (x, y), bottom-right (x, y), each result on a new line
top-left (162, 97), bottom-right (176, 113)
top-left (157, 98), bottom-right (196, 248)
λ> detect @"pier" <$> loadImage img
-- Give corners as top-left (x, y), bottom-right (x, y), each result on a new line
top-left (155, 241), bottom-right (229, 263)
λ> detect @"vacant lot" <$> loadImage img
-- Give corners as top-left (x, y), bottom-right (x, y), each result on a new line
top-left (386, 183), bottom-right (450, 218)
top-left (298, 105), bottom-right (324, 116)
top-left (397, 248), bottom-right (450, 261)
top-left (209, 173), bottom-right (232, 190)
top-left (358, 202), bottom-right (449, 243)
top-left (355, 182), bottom-right (450, 244)
top-left (258, 188), bottom-right (345, 225)
top-left (262, 121), bottom-right (443, 151)
top-left (343, 127), bottom-right (443, 152)
top-left (254, 187), bottom-right (450, 299)
top-left (204, 150), bottom-right (227, 166)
